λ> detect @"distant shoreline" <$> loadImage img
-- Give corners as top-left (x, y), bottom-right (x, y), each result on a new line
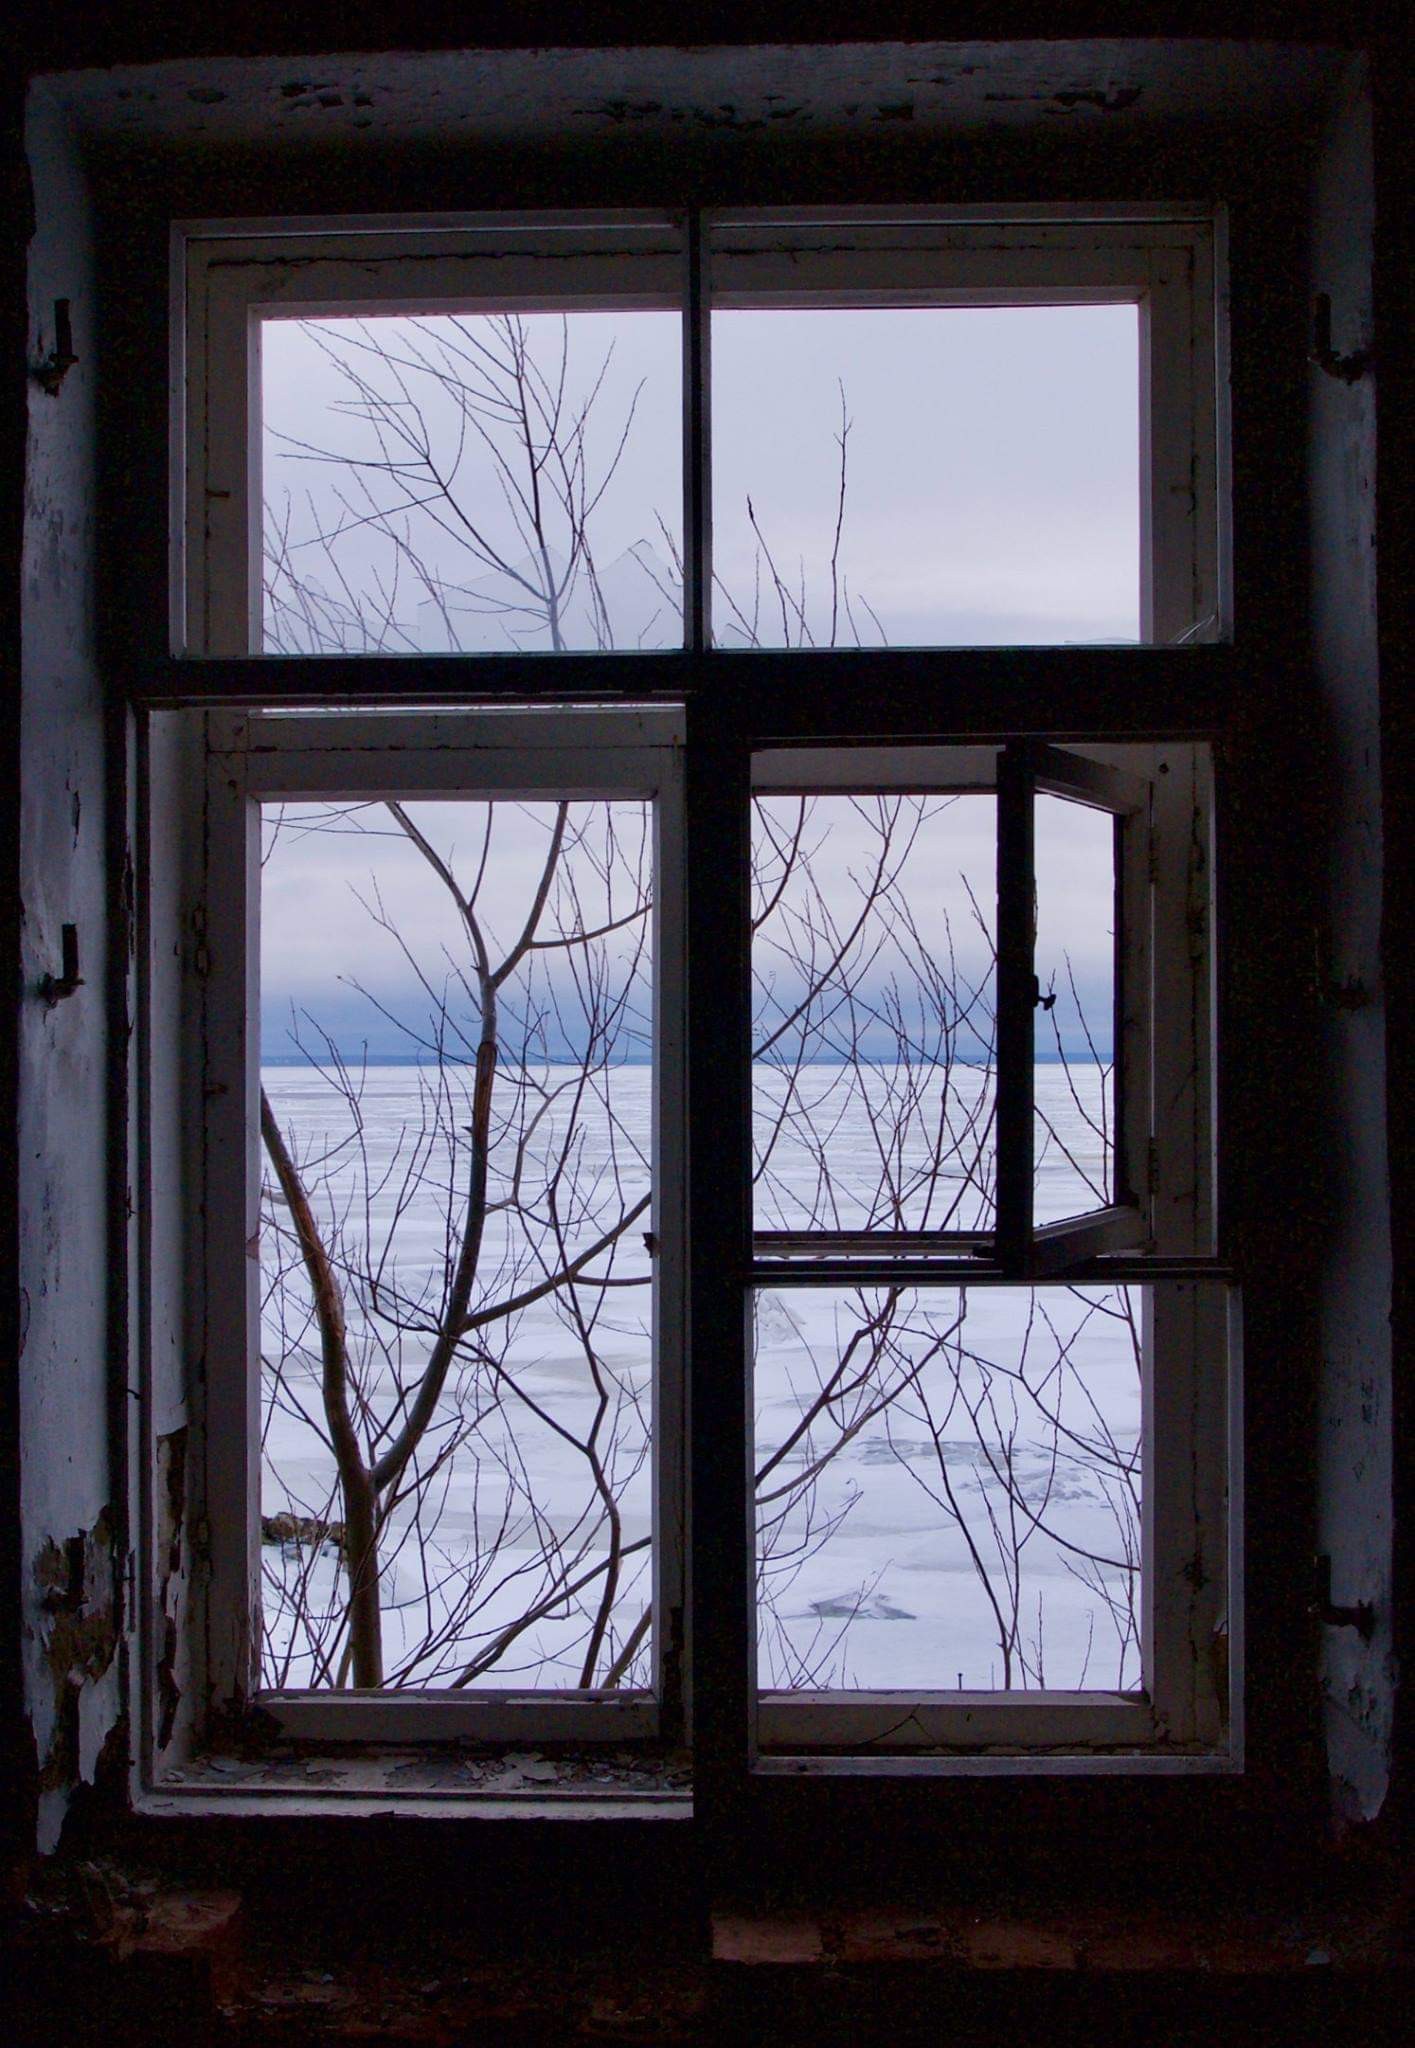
top-left (260, 1053), bottom-right (1103, 1069)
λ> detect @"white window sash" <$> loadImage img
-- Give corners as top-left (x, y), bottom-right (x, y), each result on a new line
top-left (750, 740), bottom-right (1167, 1271)
top-left (183, 220), bottom-right (686, 659)
top-left (752, 1276), bottom-right (1231, 1758)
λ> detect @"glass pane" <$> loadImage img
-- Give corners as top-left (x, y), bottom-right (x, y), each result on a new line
top-left (258, 798), bottom-right (655, 1691)
top-left (1034, 792), bottom-right (1117, 1224)
top-left (751, 792), bottom-right (997, 1235)
top-left (261, 312), bottom-right (682, 653)
top-left (754, 1285), bottom-right (1143, 1692)
top-left (713, 305), bottom-right (1139, 648)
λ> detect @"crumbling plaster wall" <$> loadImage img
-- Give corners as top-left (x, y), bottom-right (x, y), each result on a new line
top-left (1304, 58), bottom-right (1392, 1826)
top-left (19, 85), bottom-right (121, 1855)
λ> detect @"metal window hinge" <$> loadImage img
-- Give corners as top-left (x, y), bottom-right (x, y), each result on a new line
top-left (1311, 293), bottom-right (1372, 385)
top-left (1311, 926), bottom-right (1374, 1010)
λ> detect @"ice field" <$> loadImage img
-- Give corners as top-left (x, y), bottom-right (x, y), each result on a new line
top-left (259, 1059), bottom-right (1140, 1697)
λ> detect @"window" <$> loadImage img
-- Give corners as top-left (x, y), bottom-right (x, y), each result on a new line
top-left (191, 707), bottom-right (685, 1743)
top-left (181, 208), bottom-right (1221, 661)
top-left (143, 205), bottom-right (1233, 1791)
top-left (708, 212), bottom-right (1220, 648)
top-left (747, 740), bottom-right (1225, 1758)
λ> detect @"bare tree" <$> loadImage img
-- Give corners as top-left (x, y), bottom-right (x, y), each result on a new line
top-left (258, 311), bottom-right (1140, 1698)
top-left (264, 312), bottom-right (676, 655)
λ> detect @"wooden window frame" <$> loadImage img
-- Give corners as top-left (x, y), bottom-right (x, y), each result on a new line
top-left (136, 203), bottom-right (1237, 1792)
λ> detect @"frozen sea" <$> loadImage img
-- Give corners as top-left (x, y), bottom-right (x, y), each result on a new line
top-left (260, 1060), bottom-right (1140, 1697)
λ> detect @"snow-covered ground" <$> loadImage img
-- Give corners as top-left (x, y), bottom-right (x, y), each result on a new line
top-left (260, 1061), bottom-right (1139, 1696)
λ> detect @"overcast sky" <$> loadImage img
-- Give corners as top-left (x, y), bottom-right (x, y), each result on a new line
top-left (259, 306), bottom-right (1132, 1058)
top-left (262, 300), bottom-right (1138, 651)
top-left (260, 789), bottom-right (1114, 1064)
top-left (712, 305), bottom-right (1138, 647)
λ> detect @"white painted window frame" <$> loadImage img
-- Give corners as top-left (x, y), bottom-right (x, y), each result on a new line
top-left (180, 215), bottom-right (687, 659)
top-left (161, 205), bottom-right (1235, 1773)
top-left (191, 705), bottom-right (686, 1745)
top-left (709, 208), bottom-right (1223, 648)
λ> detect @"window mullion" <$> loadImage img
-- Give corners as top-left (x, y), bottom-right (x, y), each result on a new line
top-left (683, 698), bottom-right (754, 1811)
top-left (684, 211), bottom-right (711, 656)
top-left (995, 739), bottom-right (1037, 1274)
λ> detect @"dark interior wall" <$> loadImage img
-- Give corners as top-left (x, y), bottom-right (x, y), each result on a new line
top-left (1305, 57), bottom-right (1392, 1826)
top-left (1374, 45), bottom-right (1415, 1839)
top-left (4, 12), bottom-right (1405, 1878)
top-left (16, 86), bottom-right (120, 1857)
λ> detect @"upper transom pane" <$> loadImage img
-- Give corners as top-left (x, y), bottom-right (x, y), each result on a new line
top-left (709, 211), bottom-right (1217, 649)
top-left (186, 218), bottom-right (683, 656)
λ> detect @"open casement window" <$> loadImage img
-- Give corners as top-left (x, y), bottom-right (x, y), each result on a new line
top-left (750, 741), bottom-right (1170, 1280)
top-left (997, 741), bottom-right (1153, 1278)
top-left (178, 706), bottom-right (685, 1745)
top-left (746, 740), bottom-right (1225, 1760)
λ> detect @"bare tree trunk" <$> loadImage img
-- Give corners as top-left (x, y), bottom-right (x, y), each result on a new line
top-left (261, 1090), bottom-right (383, 1685)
